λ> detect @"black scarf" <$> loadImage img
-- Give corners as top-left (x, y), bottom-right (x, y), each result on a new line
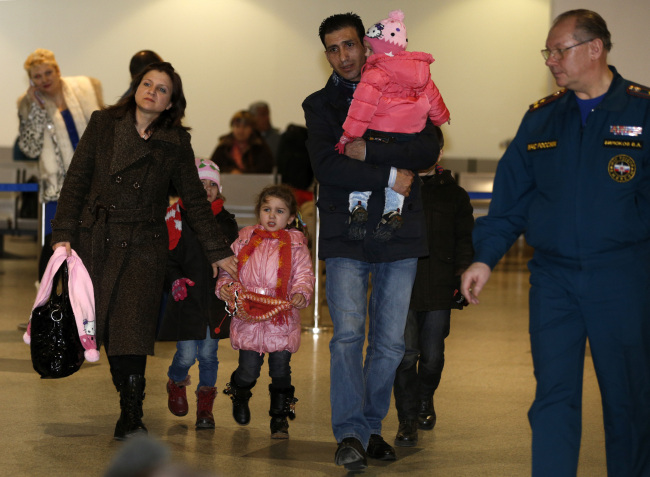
top-left (331, 71), bottom-right (357, 105)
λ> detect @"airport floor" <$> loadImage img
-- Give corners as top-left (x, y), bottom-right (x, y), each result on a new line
top-left (0, 235), bottom-right (607, 476)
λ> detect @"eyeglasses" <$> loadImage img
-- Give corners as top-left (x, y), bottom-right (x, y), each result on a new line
top-left (541, 39), bottom-right (594, 61)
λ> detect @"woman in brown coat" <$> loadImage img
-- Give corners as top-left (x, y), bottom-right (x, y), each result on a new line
top-left (51, 62), bottom-right (238, 440)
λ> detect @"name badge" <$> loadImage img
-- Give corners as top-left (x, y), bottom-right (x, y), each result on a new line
top-left (603, 139), bottom-right (643, 149)
top-left (527, 140), bottom-right (557, 151)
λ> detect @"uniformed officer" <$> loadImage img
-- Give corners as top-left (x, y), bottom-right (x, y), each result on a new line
top-left (461, 9), bottom-right (650, 477)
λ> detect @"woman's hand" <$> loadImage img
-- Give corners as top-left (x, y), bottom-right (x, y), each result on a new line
top-left (291, 293), bottom-right (307, 309)
top-left (27, 84), bottom-right (45, 108)
top-left (213, 255), bottom-right (238, 279)
top-left (52, 241), bottom-right (71, 256)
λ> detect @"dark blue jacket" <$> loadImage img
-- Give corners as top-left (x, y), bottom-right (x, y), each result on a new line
top-left (474, 67), bottom-right (650, 269)
top-left (302, 74), bottom-right (439, 262)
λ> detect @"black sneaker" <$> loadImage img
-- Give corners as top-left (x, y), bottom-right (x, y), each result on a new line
top-left (348, 204), bottom-right (368, 240)
top-left (373, 211), bottom-right (403, 242)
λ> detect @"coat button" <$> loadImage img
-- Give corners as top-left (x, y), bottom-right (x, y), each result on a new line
top-left (149, 218), bottom-right (156, 224)
top-left (115, 176), bottom-right (122, 184)
top-left (121, 241), bottom-right (128, 248)
top-left (109, 204), bottom-right (116, 210)
top-left (329, 205), bottom-right (336, 211)
top-left (133, 182), bottom-right (140, 189)
top-left (78, 220), bottom-right (83, 225)
top-left (154, 233), bottom-right (160, 239)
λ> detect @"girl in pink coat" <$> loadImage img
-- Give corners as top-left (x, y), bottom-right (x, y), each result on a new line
top-left (217, 184), bottom-right (314, 439)
top-left (335, 9), bottom-right (450, 243)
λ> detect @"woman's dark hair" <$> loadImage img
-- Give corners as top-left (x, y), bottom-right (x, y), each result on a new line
top-left (318, 12), bottom-right (365, 48)
top-left (255, 184), bottom-right (308, 238)
top-left (106, 61), bottom-right (189, 133)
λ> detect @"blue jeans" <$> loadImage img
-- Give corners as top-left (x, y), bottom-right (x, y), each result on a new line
top-left (325, 257), bottom-right (417, 448)
top-left (393, 309), bottom-right (451, 420)
top-left (168, 327), bottom-right (219, 392)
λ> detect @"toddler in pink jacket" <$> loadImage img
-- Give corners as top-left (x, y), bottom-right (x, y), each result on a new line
top-left (217, 184), bottom-right (314, 439)
top-left (335, 9), bottom-right (450, 242)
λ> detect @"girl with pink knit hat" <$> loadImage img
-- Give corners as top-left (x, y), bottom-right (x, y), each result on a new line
top-left (335, 9), bottom-right (450, 242)
top-left (158, 158), bottom-right (239, 430)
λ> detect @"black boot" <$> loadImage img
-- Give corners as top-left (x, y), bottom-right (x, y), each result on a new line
top-left (223, 372), bottom-right (255, 425)
top-left (269, 384), bottom-right (297, 439)
top-left (394, 419), bottom-right (418, 447)
top-left (417, 398), bottom-right (437, 430)
top-left (114, 375), bottom-right (147, 441)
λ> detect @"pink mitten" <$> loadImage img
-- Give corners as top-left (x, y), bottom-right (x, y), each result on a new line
top-left (335, 132), bottom-right (355, 154)
top-left (172, 278), bottom-right (195, 301)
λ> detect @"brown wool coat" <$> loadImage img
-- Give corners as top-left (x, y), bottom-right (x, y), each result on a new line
top-left (51, 110), bottom-right (234, 356)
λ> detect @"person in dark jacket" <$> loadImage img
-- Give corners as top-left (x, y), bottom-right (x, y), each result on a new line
top-left (158, 158), bottom-right (239, 430)
top-left (302, 13), bottom-right (439, 471)
top-left (51, 62), bottom-right (237, 441)
top-left (210, 110), bottom-right (273, 174)
top-left (393, 127), bottom-right (474, 447)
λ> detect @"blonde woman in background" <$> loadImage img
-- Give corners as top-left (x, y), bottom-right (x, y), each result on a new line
top-left (17, 48), bottom-right (103, 277)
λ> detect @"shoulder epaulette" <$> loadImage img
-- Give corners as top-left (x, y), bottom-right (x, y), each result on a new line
top-left (626, 83), bottom-right (650, 99)
top-left (529, 89), bottom-right (568, 112)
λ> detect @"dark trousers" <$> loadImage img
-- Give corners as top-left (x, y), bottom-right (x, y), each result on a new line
top-left (528, 255), bottom-right (650, 477)
top-left (234, 349), bottom-right (292, 388)
top-left (393, 309), bottom-right (451, 420)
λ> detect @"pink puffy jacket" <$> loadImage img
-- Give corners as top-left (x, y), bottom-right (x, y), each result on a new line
top-left (216, 225), bottom-right (314, 354)
top-left (342, 51), bottom-right (450, 140)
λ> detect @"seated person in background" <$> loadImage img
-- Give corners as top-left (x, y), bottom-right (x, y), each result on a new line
top-left (210, 111), bottom-right (274, 174)
top-left (249, 101), bottom-right (281, 160)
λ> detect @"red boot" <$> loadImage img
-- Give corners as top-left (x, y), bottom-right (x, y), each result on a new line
top-left (167, 376), bottom-right (190, 417)
top-left (196, 386), bottom-right (217, 429)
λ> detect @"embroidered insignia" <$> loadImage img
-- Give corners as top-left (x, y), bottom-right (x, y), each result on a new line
top-left (609, 125), bottom-right (643, 137)
top-left (527, 140), bottom-right (557, 151)
top-left (603, 139), bottom-right (643, 149)
top-left (608, 155), bottom-right (636, 183)
top-left (529, 89), bottom-right (568, 112)
top-left (626, 83), bottom-right (650, 99)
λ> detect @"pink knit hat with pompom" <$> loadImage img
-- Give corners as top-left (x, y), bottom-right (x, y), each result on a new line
top-left (195, 157), bottom-right (222, 192)
top-left (364, 9), bottom-right (408, 57)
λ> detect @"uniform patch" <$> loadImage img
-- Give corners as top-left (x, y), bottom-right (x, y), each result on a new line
top-left (529, 89), bottom-right (568, 112)
top-left (603, 139), bottom-right (643, 149)
top-left (609, 125), bottom-right (642, 136)
top-left (626, 84), bottom-right (650, 99)
top-left (527, 140), bottom-right (557, 151)
top-left (608, 155), bottom-right (636, 183)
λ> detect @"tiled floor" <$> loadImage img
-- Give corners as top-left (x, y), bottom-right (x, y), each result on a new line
top-left (0, 235), bottom-right (607, 476)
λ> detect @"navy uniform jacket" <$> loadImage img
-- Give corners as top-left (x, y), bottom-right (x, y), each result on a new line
top-left (302, 74), bottom-right (439, 262)
top-left (473, 66), bottom-right (650, 269)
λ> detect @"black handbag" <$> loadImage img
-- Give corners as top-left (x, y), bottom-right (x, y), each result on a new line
top-left (30, 261), bottom-right (85, 378)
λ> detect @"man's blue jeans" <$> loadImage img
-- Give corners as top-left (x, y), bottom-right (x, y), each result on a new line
top-left (168, 327), bottom-right (219, 392)
top-left (325, 257), bottom-right (417, 448)
top-left (393, 309), bottom-right (451, 420)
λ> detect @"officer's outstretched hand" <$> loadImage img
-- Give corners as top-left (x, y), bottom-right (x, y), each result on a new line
top-left (461, 262), bottom-right (492, 305)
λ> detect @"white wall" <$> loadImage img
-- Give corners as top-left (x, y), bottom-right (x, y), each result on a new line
top-left (4, 0), bottom-right (646, 163)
